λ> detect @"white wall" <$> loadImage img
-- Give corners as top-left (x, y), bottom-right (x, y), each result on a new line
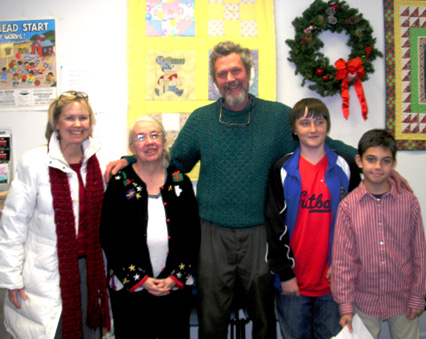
top-left (1, 0), bottom-right (425, 338)
top-left (0, 0), bottom-right (129, 169)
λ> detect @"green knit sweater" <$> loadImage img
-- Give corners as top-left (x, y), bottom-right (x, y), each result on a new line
top-left (170, 96), bottom-right (357, 228)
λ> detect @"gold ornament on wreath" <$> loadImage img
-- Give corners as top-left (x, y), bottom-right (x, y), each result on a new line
top-left (286, 0), bottom-right (382, 120)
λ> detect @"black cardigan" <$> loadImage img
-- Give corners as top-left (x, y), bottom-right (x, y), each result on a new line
top-left (100, 164), bottom-right (200, 292)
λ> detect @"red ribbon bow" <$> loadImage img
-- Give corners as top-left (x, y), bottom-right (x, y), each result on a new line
top-left (334, 57), bottom-right (368, 120)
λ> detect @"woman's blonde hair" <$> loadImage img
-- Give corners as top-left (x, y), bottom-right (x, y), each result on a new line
top-left (45, 91), bottom-right (95, 140)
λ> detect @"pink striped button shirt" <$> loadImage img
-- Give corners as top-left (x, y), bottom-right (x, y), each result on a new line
top-left (331, 181), bottom-right (426, 320)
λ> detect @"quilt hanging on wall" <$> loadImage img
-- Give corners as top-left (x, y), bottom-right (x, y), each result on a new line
top-left (384, 0), bottom-right (426, 150)
top-left (127, 0), bottom-right (277, 178)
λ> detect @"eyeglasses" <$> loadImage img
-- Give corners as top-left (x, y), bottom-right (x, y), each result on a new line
top-left (219, 101), bottom-right (251, 127)
top-left (58, 91), bottom-right (88, 102)
top-left (133, 132), bottom-right (163, 144)
top-left (56, 91), bottom-right (89, 108)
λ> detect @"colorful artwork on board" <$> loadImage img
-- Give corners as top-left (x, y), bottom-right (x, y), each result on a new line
top-left (128, 0), bottom-right (277, 178)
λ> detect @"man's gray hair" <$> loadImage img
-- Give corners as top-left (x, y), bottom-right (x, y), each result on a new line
top-left (209, 41), bottom-right (253, 84)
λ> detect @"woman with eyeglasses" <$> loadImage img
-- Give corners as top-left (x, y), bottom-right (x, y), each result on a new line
top-left (100, 117), bottom-right (200, 339)
top-left (0, 91), bottom-right (111, 338)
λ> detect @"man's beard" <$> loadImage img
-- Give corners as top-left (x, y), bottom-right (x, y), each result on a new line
top-left (223, 82), bottom-right (248, 109)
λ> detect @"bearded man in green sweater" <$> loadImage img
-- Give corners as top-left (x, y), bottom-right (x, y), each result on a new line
top-left (107, 41), bottom-right (407, 339)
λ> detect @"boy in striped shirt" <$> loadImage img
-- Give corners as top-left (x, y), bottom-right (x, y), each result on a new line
top-left (331, 129), bottom-right (426, 339)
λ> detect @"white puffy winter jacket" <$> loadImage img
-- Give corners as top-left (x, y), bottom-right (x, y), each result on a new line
top-left (0, 133), bottom-right (108, 339)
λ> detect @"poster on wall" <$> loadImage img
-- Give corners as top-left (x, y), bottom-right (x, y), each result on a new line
top-left (0, 19), bottom-right (57, 110)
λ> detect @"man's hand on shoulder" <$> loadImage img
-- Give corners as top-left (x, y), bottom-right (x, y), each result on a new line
top-left (388, 169), bottom-right (413, 193)
top-left (105, 158), bottom-right (129, 182)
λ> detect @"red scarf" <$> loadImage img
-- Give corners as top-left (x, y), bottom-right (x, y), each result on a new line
top-left (49, 154), bottom-right (110, 338)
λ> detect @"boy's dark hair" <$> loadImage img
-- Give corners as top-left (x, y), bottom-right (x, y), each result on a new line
top-left (358, 129), bottom-right (397, 159)
top-left (290, 98), bottom-right (330, 140)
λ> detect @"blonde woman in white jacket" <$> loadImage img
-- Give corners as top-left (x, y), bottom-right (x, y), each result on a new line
top-left (0, 91), bottom-right (111, 339)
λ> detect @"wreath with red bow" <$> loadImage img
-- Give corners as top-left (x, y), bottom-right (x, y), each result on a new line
top-left (285, 0), bottom-right (382, 120)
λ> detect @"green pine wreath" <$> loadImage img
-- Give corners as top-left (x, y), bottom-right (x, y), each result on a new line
top-left (285, 0), bottom-right (383, 97)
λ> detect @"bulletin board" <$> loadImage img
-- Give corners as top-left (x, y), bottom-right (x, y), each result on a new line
top-left (127, 0), bottom-right (277, 135)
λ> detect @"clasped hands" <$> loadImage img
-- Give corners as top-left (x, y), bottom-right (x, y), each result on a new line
top-left (142, 277), bottom-right (176, 297)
